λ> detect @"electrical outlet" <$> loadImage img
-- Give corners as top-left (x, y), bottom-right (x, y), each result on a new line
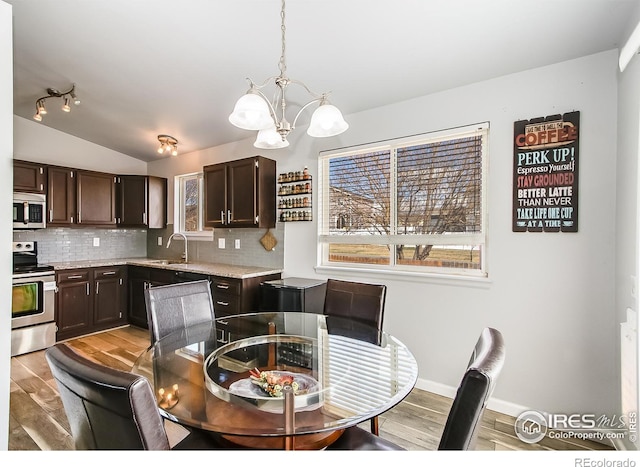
top-left (235, 239), bottom-right (240, 249)
top-left (218, 238), bottom-right (225, 249)
top-left (157, 236), bottom-right (162, 246)
top-left (93, 237), bottom-right (100, 247)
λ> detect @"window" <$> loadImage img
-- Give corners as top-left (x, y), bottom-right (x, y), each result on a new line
top-left (174, 172), bottom-right (211, 238)
top-left (318, 123), bottom-right (488, 277)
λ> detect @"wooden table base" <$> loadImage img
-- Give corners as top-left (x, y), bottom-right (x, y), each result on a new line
top-left (221, 429), bottom-right (344, 450)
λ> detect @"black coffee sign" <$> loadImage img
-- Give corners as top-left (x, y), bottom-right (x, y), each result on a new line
top-left (513, 111), bottom-right (579, 232)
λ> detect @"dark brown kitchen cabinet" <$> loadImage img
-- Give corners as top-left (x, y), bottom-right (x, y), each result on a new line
top-left (127, 266), bottom-right (150, 329)
top-left (204, 156), bottom-right (276, 228)
top-left (47, 166), bottom-right (76, 226)
top-left (14, 160), bottom-right (47, 193)
top-left (210, 273), bottom-right (281, 318)
top-left (126, 266), bottom-right (210, 329)
top-left (117, 175), bottom-right (167, 228)
top-left (93, 267), bottom-right (127, 328)
top-left (56, 266), bottom-right (127, 341)
top-left (76, 170), bottom-right (116, 226)
top-left (56, 269), bottom-right (92, 341)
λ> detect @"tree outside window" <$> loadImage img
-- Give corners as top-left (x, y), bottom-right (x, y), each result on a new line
top-left (318, 123), bottom-right (488, 276)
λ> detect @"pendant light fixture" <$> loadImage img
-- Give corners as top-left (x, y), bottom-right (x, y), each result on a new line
top-left (33, 84), bottom-right (80, 121)
top-left (228, 0), bottom-right (348, 149)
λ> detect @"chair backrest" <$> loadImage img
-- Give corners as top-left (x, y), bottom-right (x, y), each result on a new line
top-left (45, 343), bottom-right (170, 450)
top-left (144, 280), bottom-right (215, 345)
top-left (438, 327), bottom-right (506, 450)
top-left (323, 279), bottom-right (387, 344)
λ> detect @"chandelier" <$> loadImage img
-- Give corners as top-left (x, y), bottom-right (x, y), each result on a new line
top-left (228, 0), bottom-right (348, 149)
top-left (33, 84), bottom-right (80, 121)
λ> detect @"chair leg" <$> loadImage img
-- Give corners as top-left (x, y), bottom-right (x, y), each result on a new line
top-left (370, 416), bottom-right (379, 435)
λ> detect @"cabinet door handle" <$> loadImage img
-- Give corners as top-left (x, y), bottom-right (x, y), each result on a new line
top-left (102, 271), bottom-right (116, 276)
top-left (67, 275), bottom-right (83, 279)
top-left (221, 210), bottom-right (225, 224)
top-left (86, 283), bottom-right (90, 295)
top-left (216, 301), bottom-right (229, 306)
top-left (96, 282), bottom-right (99, 294)
top-left (142, 212), bottom-right (147, 224)
top-left (227, 210), bottom-right (231, 223)
top-left (216, 284), bottom-right (229, 289)
top-left (49, 209), bottom-right (53, 222)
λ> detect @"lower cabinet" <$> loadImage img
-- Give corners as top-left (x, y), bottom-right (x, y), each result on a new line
top-left (210, 274), bottom-right (281, 318)
top-left (56, 266), bottom-right (127, 341)
top-left (126, 266), bottom-right (211, 329)
top-left (127, 266), bottom-right (282, 328)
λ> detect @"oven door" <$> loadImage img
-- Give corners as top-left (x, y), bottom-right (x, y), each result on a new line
top-left (12, 274), bottom-right (56, 329)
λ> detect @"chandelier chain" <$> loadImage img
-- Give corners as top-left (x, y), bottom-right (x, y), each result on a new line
top-left (278, 0), bottom-right (287, 76)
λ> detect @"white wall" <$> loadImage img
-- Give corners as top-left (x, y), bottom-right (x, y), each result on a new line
top-left (152, 50), bottom-right (621, 418)
top-left (13, 116), bottom-right (147, 174)
top-left (1, 0), bottom-right (12, 450)
top-left (616, 4), bottom-right (640, 450)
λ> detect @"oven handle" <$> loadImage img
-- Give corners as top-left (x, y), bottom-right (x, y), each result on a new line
top-left (23, 202), bottom-right (28, 225)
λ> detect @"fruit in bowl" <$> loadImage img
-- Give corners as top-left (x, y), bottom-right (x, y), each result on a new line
top-left (249, 368), bottom-right (300, 397)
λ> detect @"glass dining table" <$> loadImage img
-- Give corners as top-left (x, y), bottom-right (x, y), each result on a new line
top-left (132, 312), bottom-right (418, 450)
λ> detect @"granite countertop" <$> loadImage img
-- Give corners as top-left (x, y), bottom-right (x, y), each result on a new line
top-left (48, 258), bottom-right (283, 279)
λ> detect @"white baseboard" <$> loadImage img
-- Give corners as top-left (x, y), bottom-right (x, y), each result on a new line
top-left (415, 376), bottom-right (531, 418)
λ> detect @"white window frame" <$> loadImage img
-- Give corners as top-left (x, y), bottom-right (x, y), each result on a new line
top-left (317, 123), bottom-right (489, 281)
top-left (173, 172), bottom-right (213, 240)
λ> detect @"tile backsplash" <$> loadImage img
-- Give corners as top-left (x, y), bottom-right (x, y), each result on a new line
top-left (147, 224), bottom-right (284, 269)
top-left (13, 224), bottom-right (284, 270)
top-left (13, 227), bottom-right (147, 264)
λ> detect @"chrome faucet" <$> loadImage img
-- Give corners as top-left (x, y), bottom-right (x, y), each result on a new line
top-left (167, 232), bottom-right (188, 263)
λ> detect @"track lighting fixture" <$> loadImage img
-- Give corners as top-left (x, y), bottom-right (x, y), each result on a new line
top-left (33, 84), bottom-right (80, 121)
top-left (157, 134), bottom-right (178, 156)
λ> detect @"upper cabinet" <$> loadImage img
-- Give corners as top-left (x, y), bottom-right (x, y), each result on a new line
top-left (47, 166), bottom-right (76, 226)
top-left (76, 170), bottom-right (117, 226)
top-left (14, 160), bottom-right (47, 193)
top-left (116, 175), bottom-right (167, 228)
top-left (203, 156), bottom-right (276, 229)
top-left (13, 160), bottom-right (168, 229)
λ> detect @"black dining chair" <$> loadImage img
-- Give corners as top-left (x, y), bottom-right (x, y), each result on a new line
top-left (327, 327), bottom-right (506, 450)
top-left (45, 343), bottom-right (225, 450)
top-left (144, 279), bottom-right (215, 345)
top-left (323, 278), bottom-right (387, 434)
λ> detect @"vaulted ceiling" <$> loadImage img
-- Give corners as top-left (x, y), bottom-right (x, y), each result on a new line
top-left (7, 0), bottom-right (637, 161)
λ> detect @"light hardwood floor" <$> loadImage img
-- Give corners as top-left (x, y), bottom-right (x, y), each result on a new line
top-left (9, 325), bottom-right (612, 451)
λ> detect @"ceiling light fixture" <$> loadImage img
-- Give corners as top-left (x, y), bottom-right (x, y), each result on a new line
top-left (228, 0), bottom-right (348, 149)
top-left (32, 83), bottom-right (80, 121)
top-left (157, 134), bottom-right (178, 156)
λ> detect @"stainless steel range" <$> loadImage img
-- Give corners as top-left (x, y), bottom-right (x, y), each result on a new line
top-left (12, 241), bottom-right (56, 356)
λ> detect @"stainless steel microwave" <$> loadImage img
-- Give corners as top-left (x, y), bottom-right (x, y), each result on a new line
top-left (13, 192), bottom-right (46, 229)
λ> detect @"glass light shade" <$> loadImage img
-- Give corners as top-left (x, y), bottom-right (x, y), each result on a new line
top-left (62, 98), bottom-right (71, 112)
top-left (229, 92), bottom-right (273, 130)
top-left (157, 144), bottom-right (165, 154)
top-left (33, 112), bottom-right (42, 122)
top-left (307, 103), bottom-right (349, 137)
top-left (37, 100), bottom-right (47, 115)
top-left (171, 147), bottom-right (178, 156)
top-left (254, 126), bottom-right (290, 149)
